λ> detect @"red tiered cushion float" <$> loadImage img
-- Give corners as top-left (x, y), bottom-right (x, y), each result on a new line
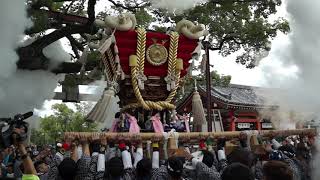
top-left (113, 30), bottom-right (198, 77)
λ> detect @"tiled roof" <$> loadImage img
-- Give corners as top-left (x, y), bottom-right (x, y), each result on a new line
top-left (177, 84), bottom-right (278, 110)
top-left (199, 84), bottom-right (267, 107)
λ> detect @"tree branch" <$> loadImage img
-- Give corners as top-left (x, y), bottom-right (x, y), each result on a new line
top-left (87, 0), bottom-right (96, 25)
top-left (107, 0), bottom-right (151, 12)
top-left (211, 0), bottom-right (266, 3)
top-left (26, 0), bottom-right (96, 51)
top-left (51, 61), bottom-right (98, 74)
top-left (67, 35), bottom-right (84, 51)
top-left (66, 35), bottom-right (82, 59)
top-left (63, 0), bottom-right (76, 13)
top-left (36, 9), bottom-right (89, 25)
top-left (208, 35), bottom-right (243, 50)
top-left (17, 0), bottom-right (97, 71)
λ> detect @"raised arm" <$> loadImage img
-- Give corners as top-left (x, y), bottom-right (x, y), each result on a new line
top-left (13, 128), bottom-right (39, 180)
top-left (152, 142), bottom-right (160, 169)
top-left (134, 142), bottom-right (143, 168)
top-left (18, 143), bottom-right (37, 175)
top-left (75, 135), bottom-right (92, 180)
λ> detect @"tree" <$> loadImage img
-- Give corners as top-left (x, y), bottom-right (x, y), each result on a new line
top-left (171, 0), bottom-right (290, 68)
top-left (177, 71), bottom-right (232, 100)
top-left (20, 0), bottom-right (289, 72)
top-left (18, 0), bottom-right (289, 104)
top-left (33, 103), bottom-right (97, 144)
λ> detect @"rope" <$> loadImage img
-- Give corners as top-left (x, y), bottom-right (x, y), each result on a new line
top-left (101, 54), bottom-right (112, 82)
top-left (122, 31), bottom-right (181, 111)
top-left (107, 48), bottom-right (117, 80)
top-left (167, 32), bottom-right (179, 77)
top-left (136, 28), bottom-right (146, 73)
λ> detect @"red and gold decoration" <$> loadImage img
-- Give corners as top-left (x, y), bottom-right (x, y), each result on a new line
top-left (93, 14), bottom-right (205, 112)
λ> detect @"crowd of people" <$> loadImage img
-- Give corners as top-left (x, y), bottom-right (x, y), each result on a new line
top-left (0, 127), bottom-right (315, 180)
top-left (0, 128), bottom-right (316, 180)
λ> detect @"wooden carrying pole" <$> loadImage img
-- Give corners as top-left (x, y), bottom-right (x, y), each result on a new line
top-left (64, 128), bottom-right (317, 141)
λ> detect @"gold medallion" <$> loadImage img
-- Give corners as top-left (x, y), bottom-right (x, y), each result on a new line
top-left (146, 43), bottom-right (168, 66)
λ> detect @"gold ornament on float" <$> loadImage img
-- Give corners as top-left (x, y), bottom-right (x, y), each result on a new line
top-left (146, 39), bottom-right (168, 66)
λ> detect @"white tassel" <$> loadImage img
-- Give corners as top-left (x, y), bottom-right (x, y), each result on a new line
top-left (115, 55), bottom-right (120, 63)
top-left (121, 71), bottom-right (125, 80)
top-left (86, 87), bottom-right (116, 123)
top-left (137, 73), bottom-right (147, 90)
top-left (138, 78), bottom-right (143, 90)
top-left (114, 44), bottom-right (119, 54)
top-left (192, 90), bottom-right (206, 126)
top-left (98, 36), bottom-right (113, 53)
top-left (171, 81), bottom-right (176, 90)
top-left (165, 75), bottom-right (176, 91)
top-left (167, 83), bottom-right (171, 91)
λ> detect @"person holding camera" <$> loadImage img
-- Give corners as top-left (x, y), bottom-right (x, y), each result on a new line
top-left (12, 127), bottom-right (40, 180)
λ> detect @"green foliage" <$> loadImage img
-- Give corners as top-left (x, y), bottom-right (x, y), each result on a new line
top-left (177, 71), bottom-right (231, 100)
top-left (135, 8), bottom-right (154, 28)
top-left (193, 70), bottom-right (232, 87)
top-left (87, 51), bottom-right (102, 63)
top-left (27, 10), bottom-right (49, 34)
top-left (35, 103), bottom-right (97, 144)
top-left (210, 71), bottom-right (232, 87)
top-left (51, 2), bottom-right (65, 11)
top-left (169, 0), bottom-right (290, 68)
top-left (30, 129), bottom-right (46, 145)
top-left (152, 25), bottom-right (167, 33)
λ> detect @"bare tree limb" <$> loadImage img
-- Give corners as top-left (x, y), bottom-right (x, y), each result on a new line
top-left (208, 35), bottom-right (243, 50)
top-left (67, 35), bottom-right (84, 51)
top-left (66, 35), bottom-right (81, 59)
top-left (36, 9), bottom-right (89, 25)
top-left (107, 0), bottom-right (151, 12)
top-left (17, 0), bottom-right (98, 72)
top-left (211, 0), bottom-right (266, 3)
top-left (51, 61), bottom-right (98, 74)
top-left (29, 0), bottom-right (96, 50)
top-left (87, 0), bottom-right (96, 24)
top-left (63, 0), bottom-right (76, 13)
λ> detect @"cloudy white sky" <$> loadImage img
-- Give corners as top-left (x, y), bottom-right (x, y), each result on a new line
top-left (212, 0), bottom-right (295, 87)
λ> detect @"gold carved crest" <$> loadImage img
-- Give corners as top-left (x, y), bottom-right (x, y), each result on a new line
top-left (146, 39), bottom-right (168, 66)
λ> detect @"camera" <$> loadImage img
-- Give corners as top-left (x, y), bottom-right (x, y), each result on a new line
top-left (0, 111), bottom-right (33, 148)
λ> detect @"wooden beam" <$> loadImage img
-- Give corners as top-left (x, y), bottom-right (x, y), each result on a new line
top-left (53, 92), bottom-right (98, 102)
top-left (64, 128), bottom-right (317, 141)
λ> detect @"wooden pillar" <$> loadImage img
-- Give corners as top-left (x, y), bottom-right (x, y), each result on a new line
top-left (205, 42), bottom-right (213, 132)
